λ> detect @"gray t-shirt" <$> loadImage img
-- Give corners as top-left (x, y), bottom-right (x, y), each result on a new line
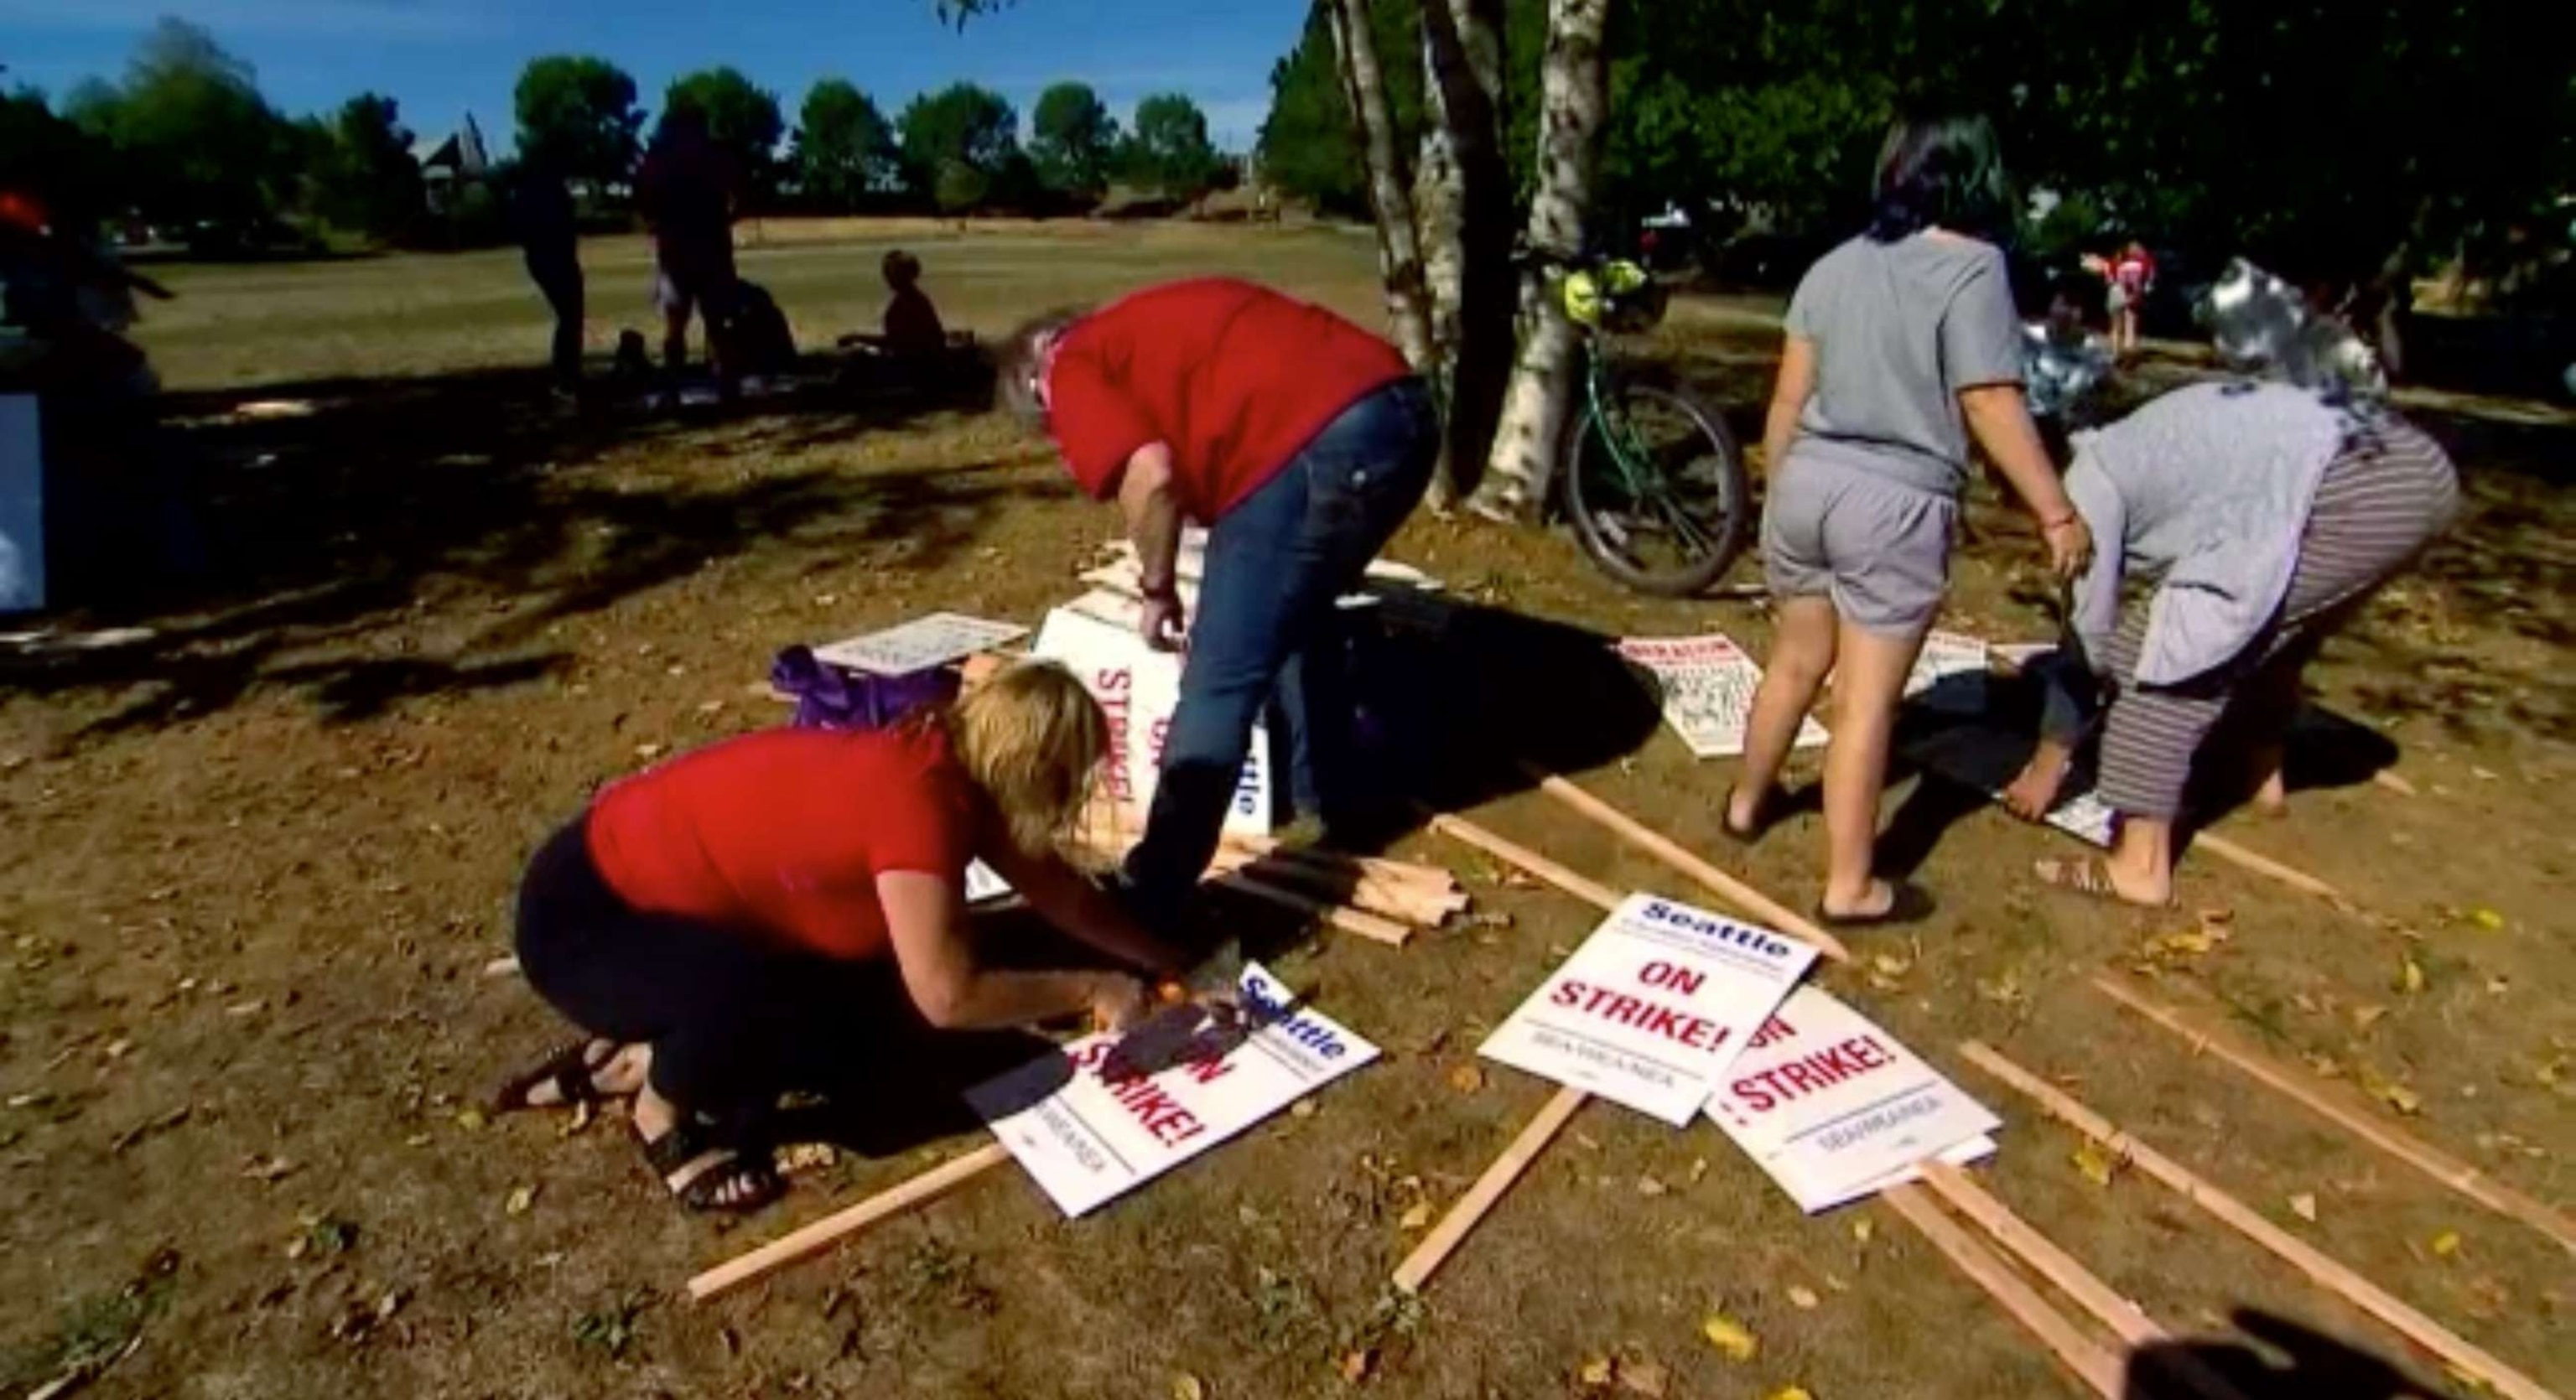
top-left (1783, 231), bottom-right (2025, 495)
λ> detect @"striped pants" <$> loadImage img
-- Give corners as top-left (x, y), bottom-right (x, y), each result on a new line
top-left (2095, 416), bottom-right (2458, 819)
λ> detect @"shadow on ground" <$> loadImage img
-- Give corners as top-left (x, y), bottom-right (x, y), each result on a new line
top-left (2125, 1309), bottom-right (2441, 1400)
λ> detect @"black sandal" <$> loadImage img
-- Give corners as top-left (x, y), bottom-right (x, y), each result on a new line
top-left (492, 1037), bottom-right (615, 1115)
top-left (638, 1117), bottom-right (785, 1215)
top-left (1815, 881), bottom-right (1936, 930)
top-left (1719, 785), bottom-right (1777, 844)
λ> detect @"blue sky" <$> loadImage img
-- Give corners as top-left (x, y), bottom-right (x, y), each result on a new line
top-left (0, 0), bottom-right (1306, 152)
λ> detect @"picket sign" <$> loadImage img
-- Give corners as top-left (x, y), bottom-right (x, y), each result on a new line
top-left (1615, 633), bottom-right (1827, 760)
top-left (811, 612), bottom-right (1026, 677)
top-left (969, 962), bottom-right (1379, 1216)
top-left (1703, 985), bottom-right (1998, 1212)
top-left (1479, 894), bottom-right (1816, 1126)
top-left (1031, 599), bottom-right (1275, 836)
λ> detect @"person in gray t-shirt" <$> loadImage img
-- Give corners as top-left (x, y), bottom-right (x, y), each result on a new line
top-left (1727, 115), bottom-right (2093, 927)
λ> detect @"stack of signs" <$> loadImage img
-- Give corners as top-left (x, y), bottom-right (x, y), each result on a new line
top-left (813, 612), bottom-right (1027, 677)
top-left (1031, 600), bottom-right (1275, 835)
top-left (1615, 634), bottom-right (1827, 760)
top-left (1905, 724), bottom-right (2117, 848)
top-left (1903, 630), bottom-right (1992, 717)
top-left (1704, 987), bottom-right (1998, 1212)
top-left (1479, 894), bottom-right (1818, 1124)
top-left (968, 962), bottom-right (1379, 1216)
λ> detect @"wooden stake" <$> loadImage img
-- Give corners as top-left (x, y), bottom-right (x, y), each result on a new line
top-left (1879, 1183), bottom-right (2127, 1398)
top-left (2090, 975), bottom-right (2576, 1256)
top-left (1393, 1086), bottom-right (1586, 1293)
top-left (1211, 874), bottom-right (1413, 946)
top-left (1920, 1164), bottom-right (2166, 1347)
top-left (1426, 812), bottom-right (1622, 913)
top-left (688, 1143), bottom-right (1012, 1303)
top-left (2191, 832), bottom-right (2346, 905)
top-left (1959, 1042), bottom-right (2563, 1400)
top-left (1203, 849), bottom-right (1452, 928)
top-left (1520, 765), bottom-right (1851, 962)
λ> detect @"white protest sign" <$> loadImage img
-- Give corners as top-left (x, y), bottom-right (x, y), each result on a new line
top-left (1616, 634), bottom-right (1827, 760)
top-left (1903, 630), bottom-right (1992, 716)
top-left (1704, 986), bottom-right (2002, 1213)
top-left (1478, 894), bottom-right (1819, 1126)
top-left (1906, 724), bottom-right (2117, 847)
top-left (1031, 602), bottom-right (1275, 835)
top-left (813, 611), bottom-right (1027, 677)
top-left (967, 961), bottom-right (1379, 1216)
top-left (963, 859), bottom-right (1011, 905)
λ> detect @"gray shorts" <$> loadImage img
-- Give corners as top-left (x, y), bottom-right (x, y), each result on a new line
top-left (1761, 451), bottom-right (1956, 635)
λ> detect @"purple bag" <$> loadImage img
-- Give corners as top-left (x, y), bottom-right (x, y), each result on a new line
top-left (770, 646), bottom-right (958, 731)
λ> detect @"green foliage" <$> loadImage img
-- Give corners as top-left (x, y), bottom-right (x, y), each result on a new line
top-left (1031, 82), bottom-right (1118, 199)
top-left (1121, 93), bottom-right (1226, 200)
top-left (310, 94), bottom-right (427, 242)
top-left (62, 19), bottom-right (303, 237)
top-left (896, 82), bottom-right (1021, 209)
top-left (513, 54), bottom-right (643, 189)
top-left (0, 87), bottom-right (119, 231)
top-left (792, 78), bottom-right (897, 207)
top-left (662, 67), bottom-right (785, 197)
top-left (1254, 0), bottom-right (1430, 217)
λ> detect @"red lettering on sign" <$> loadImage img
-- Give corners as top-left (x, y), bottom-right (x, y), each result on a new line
top-left (1556, 981), bottom-right (1732, 1053)
top-left (1747, 1015), bottom-right (1798, 1050)
top-left (1638, 961), bottom-right (1707, 996)
top-left (1104, 1071), bottom-right (1208, 1147)
top-left (1731, 1036), bottom-right (1898, 1112)
top-left (1181, 1055), bottom-right (1235, 1086)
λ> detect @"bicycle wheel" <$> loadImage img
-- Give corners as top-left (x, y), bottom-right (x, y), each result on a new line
top-left (1561, 377), bottom-right (1749, 596)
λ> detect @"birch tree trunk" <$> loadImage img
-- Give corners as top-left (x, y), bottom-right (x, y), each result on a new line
top-left (1327, 0), bottom-right (1436, 371)
top-left (1420, 0), bottom-right (1513, 507)
top-left (1469, 0), bottom-right (1611, 521)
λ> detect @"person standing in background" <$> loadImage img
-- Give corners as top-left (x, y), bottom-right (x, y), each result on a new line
top-left (636, 107), bottom-right (742, 402)
top-left (507, 157), bottom-right (583, 400)
top-left (2105, 240), bottom-right (2157, 360)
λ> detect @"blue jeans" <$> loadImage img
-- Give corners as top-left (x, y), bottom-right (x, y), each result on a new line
top-left (1124, 378), bottom-right (1437, 915)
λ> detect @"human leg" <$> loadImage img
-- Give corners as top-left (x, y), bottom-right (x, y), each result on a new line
top-left (1819, 616), bottom-right (1928, 918)
top-left (1731, 596), bottom-right (1837, 836)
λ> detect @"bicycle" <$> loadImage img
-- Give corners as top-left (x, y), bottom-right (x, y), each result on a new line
top-left (1554, 257), bottom-right (1751, 596)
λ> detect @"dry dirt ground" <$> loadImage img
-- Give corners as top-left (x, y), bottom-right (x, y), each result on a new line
top-left (3, 220), bottom-right (2570, 1399)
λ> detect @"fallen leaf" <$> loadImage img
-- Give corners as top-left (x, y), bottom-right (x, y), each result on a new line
top-left (1339, 1349), bottom-right (1375, 1383)
top-left (1850, 1218), bottom-right (1874, 1245)
top-left (1617, 1359), bottom-right (1669, 1396)
top-left (454, 1107), bottom-right (487, 1131)
top-left (1976, 973), bottom-right (2027, 1006)
top-left (225, 998), bottom-right (268, 1017)
top-left (2350, 1004), bottom-right (2389, 1032)
top-left (1701, 1313), bottom-right (1758, 1362)
top-left (1635, 1175), bottom-right (1668, 1197)
top-left (1787, 1285), bottom-right (1820, 1310)
top-left (2468, 908), bottom-right (2506, 931)
top-left (1578, 1357), bottom-right (1614, 1387)
top-left (2072, 1140), bottom-right (2121, 1188)
top-left (2429, 1230), bottom-right (2461, 1259)
top-left (2355, 1066), bottom-right (2423, 1115)
top-left (1291, 1100), bottom-right (1318, 1118)
top-left (1398, 1201), bottom-right (1433, 1231)
top-left (1872, 953), bottom-right (1911, 977)
top-left (2289, 1193), bottom-right (2318, 1222)
top-left (1172, 1373), bottom-right (1207, 1400)
top-left (2397, 957), bottom-right (2426, 996)
top-left (1766, 1389), bottom-right (1815, 1400)
top-left (1446, 1064), bottom-right (1485, 1095)
top-left (242, 1154), bottom-right (299, 1184)
top-left (506, 1184), bottom-right (538, 1216)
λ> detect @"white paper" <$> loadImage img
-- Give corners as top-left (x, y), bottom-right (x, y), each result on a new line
top-left (1616, 634), bottom-right (1827, 760)
top-left (0, 397), bottom-right (43, 613)
top-left (1704, 987), bottom-right (2002, 1213)
top-left (1031, 603), bottom-right (1274, 834)
top-left (1903, 630), bottom-right (1992, 717)
top-left (963, 859), bottom-right (1010, 905)
top-left (1906, 724), bottom-right (2116, 847)
top-left (968, 961), bottom-right (1379, 1216)
top-left (812, 611), bottom-right (1027, 677)
top-left (1478, 894), bottom-right (1819, 1125)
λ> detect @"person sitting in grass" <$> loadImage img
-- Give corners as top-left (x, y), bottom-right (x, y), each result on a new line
top-left (493, 661), bottom-right (1195, 1213)
top-left (2005, 269), bottom-right (2456, 907)
top-left (836, 250), bottom-right (950, 379)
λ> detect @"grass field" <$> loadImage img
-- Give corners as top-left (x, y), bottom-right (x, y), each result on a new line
top-left (3, 220), bottom-right (2570, 1400)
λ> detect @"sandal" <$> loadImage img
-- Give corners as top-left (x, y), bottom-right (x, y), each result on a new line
top-left (638, 1117), bottom-right (785, 1215)
top-left (1719, 785), bottom-right (1777, 844)
top-left (493, 1037), bottom-right (621, 1114)
top-left (2033, 857), bottom-right (2179, 910)
top-left (1815, 881), bottom-right (1935, 930)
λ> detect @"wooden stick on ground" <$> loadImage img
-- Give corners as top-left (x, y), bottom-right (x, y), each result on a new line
top-left (1210, 874), bottom-right (1413, 946)
top-left (688, 1143), bottom-right (1013, 1303)
top-left (1393, 1086), bottom-right (1587, 1293)
top-left (1879, 1183), bottom-right (2127, 1399)
top-left (1426, 812), bottom-right (1622, 914)
top-left (1202, 849), bottom-right (1454, 928)
top-left (2191, 831), bottom-right (2347, 905)
top-left (1960, 1042), bottom-right (2563, 1400)
top-left (2090, 975), bottom-right (2576, 1256)
top-left (1518, 765), bottom-right (1852, 963)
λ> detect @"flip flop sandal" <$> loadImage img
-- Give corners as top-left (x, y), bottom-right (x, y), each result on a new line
top-left (1815, 881), bottom-right (1935, 930)
top-left (638, 1117), bottom-right (785, 1216)
top-left (492, 1037), bottom-right (617, 1115)
top-left (2033, 858), bottom-right (2179, 909)
top-left (1717, 785), bottom-right (1779, 844)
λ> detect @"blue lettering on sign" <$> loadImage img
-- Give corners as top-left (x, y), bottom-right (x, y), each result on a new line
top-left (1239, 973), bottom-right (1347, 1061)
top-left (1638, 900), bottom-right (1793, 960)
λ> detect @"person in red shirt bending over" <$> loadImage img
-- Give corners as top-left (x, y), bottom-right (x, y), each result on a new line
top-left (493, 662), bottom-right (1195, 1213)
top-left (999, 278), bottom-right (1436, 926)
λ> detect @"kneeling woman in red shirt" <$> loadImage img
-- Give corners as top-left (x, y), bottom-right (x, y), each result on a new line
top-left (498, 662), bottom-right (1191, 1213)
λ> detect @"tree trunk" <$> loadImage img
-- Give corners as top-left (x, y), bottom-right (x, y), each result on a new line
top-left (1470, 0), bottom-right (1610, 521)
top-left (1327, 0), bottom-right (1436, 371)
top-left (1421, 0), bottom-right (1514, 508)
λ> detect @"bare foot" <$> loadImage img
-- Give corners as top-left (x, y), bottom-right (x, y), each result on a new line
top-left (1820, 878), bottom-right (1897, 922)
top-left (2249, 746), bottom-right (2289, 817)
top-left (2004, 741), bottom-right (2075, 822)
top-left (2033, 856), bottom-right (2175, 909)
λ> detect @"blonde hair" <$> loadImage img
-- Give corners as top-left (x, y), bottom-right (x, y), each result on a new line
top-left (942, 660), bottom-right (1109, 857)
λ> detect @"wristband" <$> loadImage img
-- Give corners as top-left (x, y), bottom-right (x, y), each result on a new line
top-left (1140, 580), bottom-right (1181, 601)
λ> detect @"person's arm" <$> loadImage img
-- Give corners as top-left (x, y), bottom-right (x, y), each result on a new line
top-left (1960, 384), bottom-right (2091, 580)
top-left (977, 837), bottom-right (1192, 977)
top-left (878, 871), bottom-right (1150, 1031)
top-left (2059, 458), bottom-right (2127, 674)
top-left (1115, 442), bottom-right (1187, 650)
top-left (1760, 334), bottom-right (1817, 477)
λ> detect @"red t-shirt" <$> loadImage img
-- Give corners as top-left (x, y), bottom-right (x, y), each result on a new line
top-left (2111, 251), bottom-right (2156, 294)
top-left (1046, 277), bottom-right (1411, 521)
top-left (584, 725), bottom-right (978, 960)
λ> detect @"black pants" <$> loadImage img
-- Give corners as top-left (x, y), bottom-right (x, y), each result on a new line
top-left (524, 251), bottom-right (584, 387)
